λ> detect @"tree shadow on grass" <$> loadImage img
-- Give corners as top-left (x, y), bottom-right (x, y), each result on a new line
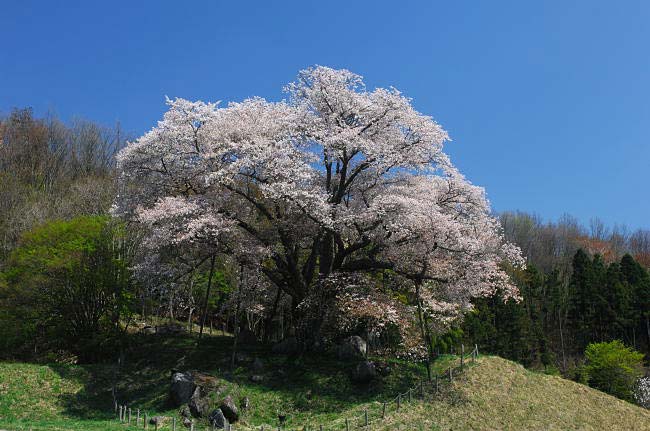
top-left (51, 332), bottom-right (427, 424)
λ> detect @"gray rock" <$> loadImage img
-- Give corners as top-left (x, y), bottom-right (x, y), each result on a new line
top-left (149, 416), bottom-right (165, 426)
top-left (141, 325), bottom-right (156, 334)
top-left (188, 387), bottom-right (210, 418)
top-left (179, 405), bottom-right (191, 418)
top-left (375, 361), bottom-right (392, 376)
top-left (156, 323), bottom-right (186, 335)
top-left (251, 357), bottom-right (265, 373)
top-left (234, 352), bottom-right (251, 364)
top-left (219, 395), bottom-right (239, 422)
top-left (249, 374), bottom-right (264, 383)
top-left (240, 396), bottom-right (250, 411)
top-left (182, 417), bottom-right (193, 428)
top-left (338, 336), bottom-right (367, 360)
top-left (208, 408), bottom-right (229, 429)
top-left (272, 337), bottom-right (298, 355)
top-left (351, 360), bottom-right (376, 383)
top-left (170, 371), bottom-right (196, 406)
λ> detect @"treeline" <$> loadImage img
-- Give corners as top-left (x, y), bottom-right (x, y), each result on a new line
top-left (1, 108), bottom-right (649, 371)
top-left (462, 212), bottom-right (650, 375)
top-left (0, 108), bottom-right (124, 259)
top-left (0, 108), bottom-right (133, 361)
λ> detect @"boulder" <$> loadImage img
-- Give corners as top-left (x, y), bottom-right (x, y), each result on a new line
top-left (219, 395), bottom-right (239, 422)
top-left (156, 323), bottom-right (186, 335)
top-left (170, 371), bottom-right (196, 406)
top-left (351, 360), bottom-right (376, 383)
top-left (192, 371), bottom-right (223, 393)
top-left (272, 337), bottom-right (298, 355)
top-left (251, 357), bottom-right (265, 373)
top-left (188, 387), bottom-right (210, 418)
top-left (179, 405), bottom-right (191, 418)
top-left (338, 336), bottom-right (367, 360)
top-left (149, 416), bottom-right (166, 426)
top-left (375, 361), bottom-right (392, 376)
top-left (141, 325), bottom-right (156, 334)
top-left (182, 417), bottom-right (193, 428)
top-left (234, 352), bottom-right (251, 364)
top-left (249, 374), bottom-right (264, 383)
top-left (208, 408), bottom-right (229, 429)
top-left (240, 396), bottom-right (250, 411)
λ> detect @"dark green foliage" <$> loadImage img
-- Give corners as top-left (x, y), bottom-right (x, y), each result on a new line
top-left (582, 340), bottom-right (644, 401)
top-left (463, 251), bottom-right (650, 374)
top-left (463, 266), bottom-right (552, 367)
top-left (0, 216), bottom-right (133, 361)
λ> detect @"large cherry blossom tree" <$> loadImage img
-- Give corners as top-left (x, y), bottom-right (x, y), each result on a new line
top-left (114, 66), bottom-right (524, 354)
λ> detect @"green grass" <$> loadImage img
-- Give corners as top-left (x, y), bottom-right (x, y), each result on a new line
top-left (1, 333), bottom-right (648, 430)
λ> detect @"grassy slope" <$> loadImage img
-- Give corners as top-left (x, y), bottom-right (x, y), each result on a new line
top-left (0, 333), bottom-right (648, 430)
top-left (379, 356), bottom-right (650, 431)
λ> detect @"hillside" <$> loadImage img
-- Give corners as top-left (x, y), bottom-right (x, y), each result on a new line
top-left (378, 356), bottom-right (650, 431)
top-left (0, 333), bottom-right (648, 431)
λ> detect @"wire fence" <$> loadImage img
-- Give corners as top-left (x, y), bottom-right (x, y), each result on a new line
top-left (114, 344), bottom-right (479, 431)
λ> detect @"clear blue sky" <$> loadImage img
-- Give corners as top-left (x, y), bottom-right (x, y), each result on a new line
top-left (2, 1), bottom-right (649, 229)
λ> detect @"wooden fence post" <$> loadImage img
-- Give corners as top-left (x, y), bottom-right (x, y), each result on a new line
top-left (382, 402), bottom-right (387, 418)
top-left (144, 413), bottom-right (148, 429)
top-left (129, 408), bottom-right (132, 425)
top-left (173, 417), bottom-right (176, 431)
top-left (408, 388), bottom-right (412, 402)
top-left (461, 344), bottom-right (465, 370)
top-left (364, 409), bottom-right (368, 427)
top-left (137, 409), bottom-right (140, 426)
top-left (397, 394), bottom-right (401, 411)
top-left (449, 366), bottom-right (453, 382)
top-left (320, 425), bottom-right (323, 431)
top-left (345, 418), bottom-right (349, 431)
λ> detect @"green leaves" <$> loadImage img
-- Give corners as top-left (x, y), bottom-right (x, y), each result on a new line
top-left (583, 340), bottom-right (645, 401)
top-left (0, 216), bottom-right (133, 361)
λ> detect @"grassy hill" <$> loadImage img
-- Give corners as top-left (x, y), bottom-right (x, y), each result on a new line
top-left (0, 332), bottom-right (648, 431)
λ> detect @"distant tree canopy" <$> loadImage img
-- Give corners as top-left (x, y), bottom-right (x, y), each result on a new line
top-left (0, 108), bottom-right (124, 259)
top-left (462, 247), bottom-right (650, 375)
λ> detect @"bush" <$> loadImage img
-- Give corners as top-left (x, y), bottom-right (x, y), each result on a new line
top-left (0, 216), bottom-right (133, 362)
top-left (582, 340), bottom-right (645, 401)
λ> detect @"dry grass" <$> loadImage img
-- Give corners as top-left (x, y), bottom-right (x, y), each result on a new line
top-left (376, 356), bottom-right (650, 431)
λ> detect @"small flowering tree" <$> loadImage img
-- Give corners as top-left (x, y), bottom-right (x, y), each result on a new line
top-left (634, 376), bottom-right (650, 409)
top-left (114, 66), bottom-right (523, 354)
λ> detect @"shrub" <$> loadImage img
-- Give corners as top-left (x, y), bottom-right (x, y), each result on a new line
top-left (582, 340), bottom-right (645, 401)
top-left (0, 216), bottom-right (133, 362)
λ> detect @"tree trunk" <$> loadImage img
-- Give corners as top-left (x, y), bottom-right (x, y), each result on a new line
top-left (199, 254), bottom-right (216, 340)
top-left (230, 264), bottom-right (244, 370)
top-left (414, 281), bottom-right (433, 381)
